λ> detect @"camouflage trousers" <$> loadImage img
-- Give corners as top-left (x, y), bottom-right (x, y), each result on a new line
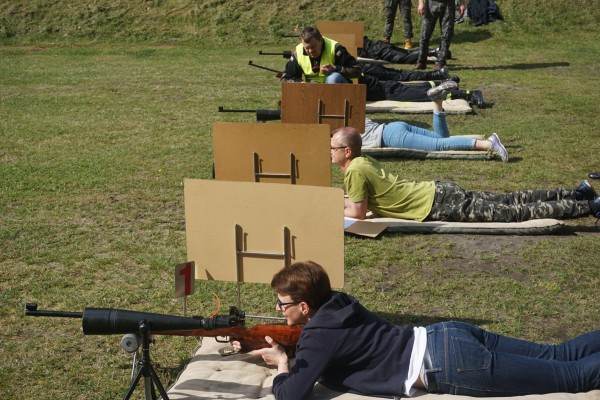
top-left (384, 0), bottom-right (414, 39)
top-left (426, 181), bottom-right (591, 222)
top-left (417, 0), bottom-right (455, 66)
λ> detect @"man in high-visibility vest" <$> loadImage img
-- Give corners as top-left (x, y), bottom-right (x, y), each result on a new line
top-left (283, 26), bottom-right (361, 84)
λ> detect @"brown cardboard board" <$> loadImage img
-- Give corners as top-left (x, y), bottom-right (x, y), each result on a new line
top-left (320, 33), bottom-right (358, 57)
top-left (316, 20), bottom-right (364, 51)
top-left (344, 219), bottom-right (388, 238)
top-left (281, 82), bottom-right (366, 133)
top-left (184, 179), bottom-right (344, 288)
top-left (212, 122), bottom-right (331, 186)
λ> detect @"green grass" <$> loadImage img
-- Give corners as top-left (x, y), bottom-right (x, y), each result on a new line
top-left (2, 17), bottom-right (600, 400)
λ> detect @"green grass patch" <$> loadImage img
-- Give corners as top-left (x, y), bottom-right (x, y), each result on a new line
top-left (2, 21), bottom-right (600, 399)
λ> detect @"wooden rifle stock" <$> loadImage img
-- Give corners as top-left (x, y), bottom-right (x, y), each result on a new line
top-left (158, 324), bottom-right (303, 354)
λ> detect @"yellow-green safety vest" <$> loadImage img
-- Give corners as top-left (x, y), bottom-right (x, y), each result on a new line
top-left (295, 37), bottom-right (338, 83)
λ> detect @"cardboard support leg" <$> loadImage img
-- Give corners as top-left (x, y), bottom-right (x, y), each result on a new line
top-left (253, 152), bottom-right (297, 184)
top-left (234, 225), bottom-right (292, 307)
top-left (318, 99), bottom-right (350, 127)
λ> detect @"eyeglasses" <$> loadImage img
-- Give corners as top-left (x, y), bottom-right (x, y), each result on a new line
top-left (276, 298), bottom-right (299, 310)
top-left (330, 146), bottom-right (346, 151)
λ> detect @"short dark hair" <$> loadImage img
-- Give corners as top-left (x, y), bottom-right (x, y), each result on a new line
top-left (332, 127), bottom-right (362, 157)
top-left (300, 26), bottom-right (322, 42)
top-left (271, 261), bottom-right (332, 310)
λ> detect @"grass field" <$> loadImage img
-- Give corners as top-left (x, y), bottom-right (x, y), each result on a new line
top-left (1, 13), bottom-right (600, 400)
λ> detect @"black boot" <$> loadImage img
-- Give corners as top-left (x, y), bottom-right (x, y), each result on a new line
top-left (589, 197), bottom-right (600, 219)
top-left (574, 180), bottom-right (597, 201)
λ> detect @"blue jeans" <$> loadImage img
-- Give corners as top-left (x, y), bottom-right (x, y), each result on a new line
top-left (325, 72), bottom-right (351, 84)
top-left (425, 321), bottom-right (600, 396)
top-left (381, 112), bottom-right (475, 151)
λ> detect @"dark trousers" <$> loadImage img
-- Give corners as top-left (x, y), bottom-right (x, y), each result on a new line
top-left (418, 0), bottom-right (455, 66)
top-left (361, 74), bottom-right (433, 102)
top-left (361, 63), bottom-right (439, 82)
top-left (425, 322), bottom-right (600, 396)
top-left (426, 181), bottom-right (591, 222)
top-left (384, 0), bottom-right (413, 39)
top-left (361, 37), bottom-right (420, 64)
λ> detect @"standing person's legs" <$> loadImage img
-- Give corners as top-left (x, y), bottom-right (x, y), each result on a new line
top-left (436, 0), bottom-right (455, 67)
top-left (384, 0), bottom-right (400, 41)
top-left (400, 0), bottom-right (414, 42)
top-left (417, 7), bottom-right (437, 66)
top-left (424, 322), bottom-right (600, 396)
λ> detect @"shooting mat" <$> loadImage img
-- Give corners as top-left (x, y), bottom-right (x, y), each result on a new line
top-left (167, 337), bottom-right (600, 400)
top-left (366, 99), bottom-right (473, 114)
top-left (361, 147), bottom-right (492, 160)
top-left (345, 217), bottom-right (565, 235)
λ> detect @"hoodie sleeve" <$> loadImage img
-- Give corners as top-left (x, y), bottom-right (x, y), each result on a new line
top-left (272, 329), bottom-right (337, 400)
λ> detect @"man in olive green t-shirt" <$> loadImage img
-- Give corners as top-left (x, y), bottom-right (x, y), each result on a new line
top-left (331, 127), bottom-right (597, 222)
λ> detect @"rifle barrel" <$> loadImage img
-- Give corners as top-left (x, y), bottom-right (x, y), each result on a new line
top-left (248, 60), bottom-right (281, 74)
top-left (218, 106), bottom-right (255, 113)
top-left (25, 303), bottom-right (83, 318)
top-left (258, 50), bottom-right (292, 59)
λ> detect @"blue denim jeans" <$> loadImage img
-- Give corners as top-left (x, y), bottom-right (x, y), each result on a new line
top-left (325, 72), bottom-right (351, 84)
top-left (381, 112), bottom-right (475, 151)
top-left (424, 321), bottom-right (600, 396)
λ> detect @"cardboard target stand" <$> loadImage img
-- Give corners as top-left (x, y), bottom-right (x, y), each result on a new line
top-left (316, 20), bottom-right (364, 57)
top-left (184, 179), bottom-right (344, 292)
top-left (281, 82), bottom-right (366, 133)
top-left (213, 122), bottom-right (331, 186)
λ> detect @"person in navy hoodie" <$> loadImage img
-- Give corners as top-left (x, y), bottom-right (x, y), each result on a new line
top-left (243, 261), bottom-right (600, 399)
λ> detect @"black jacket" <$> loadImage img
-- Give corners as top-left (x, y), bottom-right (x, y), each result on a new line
top-left (272, 292), bottom-right (415, 400)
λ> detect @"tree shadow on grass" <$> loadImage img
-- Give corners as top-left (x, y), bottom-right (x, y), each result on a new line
top-left (452, 62), bottom-right (570, 72)
top-left (452, 29), bottom-right (493, 44)
top-left (374, 311), bottom-right (493, 327)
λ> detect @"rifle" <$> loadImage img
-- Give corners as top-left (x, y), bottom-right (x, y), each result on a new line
top-left (258, 50), bottom-right (292, 59)
top-left (248, 60), bottom-right (283, 75)
top-left (25, 303), bottom-right (301, 354)
top-left (26, 303), bottom-right (301, 400)
top-left (258, 50), bottom-right (388, 66)
top-left (218, 106), bottom-right (281, 122)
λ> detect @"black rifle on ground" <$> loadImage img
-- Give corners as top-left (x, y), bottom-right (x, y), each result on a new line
top-left (218, 106), bottom-right (281, 122)
top-left (258, 50), bottom-right (292, 58)
top-left (247, 60), bottom-right (283, 75)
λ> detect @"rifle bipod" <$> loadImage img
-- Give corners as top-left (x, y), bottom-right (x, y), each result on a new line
top-left (123, 321), bottom-right (170, 400)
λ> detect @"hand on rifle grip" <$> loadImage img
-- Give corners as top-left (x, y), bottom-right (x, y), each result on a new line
top-left (247, 336), bottom-right (288, 367)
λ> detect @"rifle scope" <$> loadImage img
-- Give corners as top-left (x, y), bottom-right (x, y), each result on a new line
top-left (25, 303), bottom-right (243, 335)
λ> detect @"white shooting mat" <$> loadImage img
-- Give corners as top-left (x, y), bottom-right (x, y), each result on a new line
top-left (366, 99), bottom-right (473, 114)
top-left (345, 217), bottom-right (566, 235)
top-left (166, 337), bottom-right (600, 400)
top-left (361, 147), bottom-right (492, 160)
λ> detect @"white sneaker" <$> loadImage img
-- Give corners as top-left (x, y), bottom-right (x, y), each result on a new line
top-left (489, 133), bottom-right (508, 162)
top-left (426, 80), bottom-right (458, 101)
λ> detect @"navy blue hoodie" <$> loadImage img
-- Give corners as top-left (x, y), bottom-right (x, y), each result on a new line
top-left (272, 292), bottom-right (415, 400)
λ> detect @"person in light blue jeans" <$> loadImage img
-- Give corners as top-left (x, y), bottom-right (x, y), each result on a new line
top-left (424, 321), bottom-right (600, 396)
top-left (362, 97), bottom-right (509, 161)
top-left (325, 72), bottom-right (351, 84)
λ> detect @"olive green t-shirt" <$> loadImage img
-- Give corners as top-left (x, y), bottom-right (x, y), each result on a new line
top-left (344, 156), bottom-right (436, 221)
